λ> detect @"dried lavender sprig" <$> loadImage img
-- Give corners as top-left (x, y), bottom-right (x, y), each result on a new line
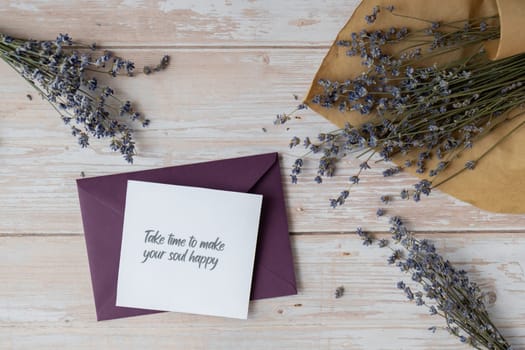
top-left (143, 55), bottom-right (170, 75)
top-left (0, 33), bottom-right (167, 163)
top-left (376, 216), bottom-right (512, 350)
top-left (274, 103), bottom-right (308, 125)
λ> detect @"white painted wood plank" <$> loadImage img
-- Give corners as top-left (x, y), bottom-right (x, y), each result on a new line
top-left (0, 0), bottom-right (358, 46)
top-left (1, 48), bottom-right (525, 234)
top-left (1, 234), bottom-right (524, 349)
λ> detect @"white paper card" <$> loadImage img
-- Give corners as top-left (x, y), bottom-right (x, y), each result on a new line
top-left (116, 180), bottom-right (263, 319)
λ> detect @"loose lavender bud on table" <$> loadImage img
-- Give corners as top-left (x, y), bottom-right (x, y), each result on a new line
top-left (334, 286), bottom-right (345, 299)
top-left (289, 136), bottom-right (300, 148)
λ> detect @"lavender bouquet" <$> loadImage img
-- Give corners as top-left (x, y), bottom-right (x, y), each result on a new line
top-left (0, 33), bottom-right (168, 163)
top-left (282, 7), bottom-right (525, 206)
top-left (354, 218), bottom-right (513, 350)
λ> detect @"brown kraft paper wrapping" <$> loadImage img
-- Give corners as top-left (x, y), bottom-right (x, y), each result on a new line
top-left (305, 0), bottom-right (525, 214)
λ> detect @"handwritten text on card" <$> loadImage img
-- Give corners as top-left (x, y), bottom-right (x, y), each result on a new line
top-left (141, 229), bottom-right (226, 271)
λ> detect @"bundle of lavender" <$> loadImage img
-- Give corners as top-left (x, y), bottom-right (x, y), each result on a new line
top-left (0, 33), bottom-right (168, 163)
top-left (355, 217), bottom-right (512, 350)
top-left (283, 7), bottom-right (525, 206)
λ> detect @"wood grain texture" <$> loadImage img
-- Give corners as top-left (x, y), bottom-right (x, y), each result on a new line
top-left (1, 1), bottom-right (525, 349)
top-left (0, 0), bottom-right (358, 47)
top-left (1, 234), bottom-right (525, 350)
top-left (1, 48), bottom-right (525, 234)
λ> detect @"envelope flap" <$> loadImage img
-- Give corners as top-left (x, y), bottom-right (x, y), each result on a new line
top-left (76, 153), bottom-right (279, 215)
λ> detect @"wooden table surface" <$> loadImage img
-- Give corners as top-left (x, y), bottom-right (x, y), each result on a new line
top-left (1, 1), bottom-right (524, 349)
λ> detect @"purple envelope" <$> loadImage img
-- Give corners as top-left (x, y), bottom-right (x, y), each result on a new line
top-left (77, 152), bottom-right (297, 321)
